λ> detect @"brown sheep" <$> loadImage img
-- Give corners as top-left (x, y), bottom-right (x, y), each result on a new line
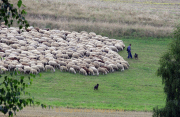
top-left (26, 28), bottom-right (31, 32)
top-left (35, 27), bottom-right (40, 32)
top-left (92, 62), bottom-right (100, 68)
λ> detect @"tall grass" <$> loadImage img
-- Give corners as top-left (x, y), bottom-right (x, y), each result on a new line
top-left (10, 0), bottom-right (180, 38)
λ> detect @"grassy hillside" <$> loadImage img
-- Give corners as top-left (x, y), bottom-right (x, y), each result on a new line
top-left (1, 37), bottom-right (171, 111)
top-left (2, 0), bottom-right (176, 112)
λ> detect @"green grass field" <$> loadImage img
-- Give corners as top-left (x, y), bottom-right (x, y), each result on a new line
top-left (0, 37), bottom-right (172, 111)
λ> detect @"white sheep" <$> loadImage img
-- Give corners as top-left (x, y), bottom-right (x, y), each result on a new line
top-left (72, 65), bottom-right (80, 72)
top-left (45, 65), bottom-right (55, 72)
top-left (90, 67), bottom-right (99, 76)
top-left (88, 68), bottom-right (95, 75)
top-left (60, 66), bottom-right (68, 72)
top-left (98, 67), bottom-right (107, 75)
top-left (117, 63), bottom-right (124, 71)
top-left (0, 66), bottom-right (8, 74)
top-left (122, 63), bottom-right (128, 69)
top-left (31, 65), bottom-right (40, 72)
top-left (57, 61), bottom-right (67, 66)
top-left (48, 61), bottom-right (60, 69)
top-left (69, 67), bottom-right (76, 74)
top-left (36, 64), bottom-right (45, 71)
top-left (72, 53), bottom-right (80, 58)
top-left (24, 66), bottom-right (32, 74)
top-left (30, 68), bottom-right (38, 74)
top-left (0, 26), bottom-right (129, 76)
top-left (14, 68), bottom-right (24, 74)
top-left (79, 68), bottom-right (87, 76)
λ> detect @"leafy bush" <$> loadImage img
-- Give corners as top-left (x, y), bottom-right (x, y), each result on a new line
top-left (0, 72), bottom-right (46, 117)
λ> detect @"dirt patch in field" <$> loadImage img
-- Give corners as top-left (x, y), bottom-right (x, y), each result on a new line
top-left (0, 107), bottom-right (152, 117)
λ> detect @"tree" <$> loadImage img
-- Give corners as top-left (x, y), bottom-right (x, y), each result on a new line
top-left (153, 25), bottom-right (180, 117)
top-left (0, 72), bottom-right (46, 117)
top-left (0, 0), bottom-right (29, 29)
top-left (0, 1), bottom-right (46, 116)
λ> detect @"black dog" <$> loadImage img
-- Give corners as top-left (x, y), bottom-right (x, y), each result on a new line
top-left (134, 53), bottom-right (138, 60)
top-left (94, 84), bottom-right (99, 90)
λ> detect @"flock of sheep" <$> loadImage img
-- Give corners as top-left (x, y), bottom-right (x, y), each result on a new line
top-left (0, 23), bottom-right (129, 75)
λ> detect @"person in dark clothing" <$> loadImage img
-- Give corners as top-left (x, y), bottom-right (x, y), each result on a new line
top-left (127, 44), bottom-right (132, 59)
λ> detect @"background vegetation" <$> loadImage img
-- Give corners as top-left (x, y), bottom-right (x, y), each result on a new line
top-left (10, 0), bottom-right (180, 38)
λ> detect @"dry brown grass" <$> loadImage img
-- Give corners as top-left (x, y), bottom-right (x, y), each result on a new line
top-left (10, 0), bottom-right (180, 37)
top-left (0, 106), bottom-right (153, 117)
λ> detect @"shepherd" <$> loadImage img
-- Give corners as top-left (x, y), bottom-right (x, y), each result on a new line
top-left (127, 44), bottom-right (132, 59)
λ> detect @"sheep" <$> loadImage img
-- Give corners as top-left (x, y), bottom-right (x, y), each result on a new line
top-left (69, 67), bottom-right (76, 74)
top-left (72, 65), bottom-right (80, 72)
top-left (72, 53), bottom-right (80, 58)
top-left (35, 27), bottom-right (40, 32)
top-left (115, 43), bottom-right (123, 51)
top-left (66, 63), bottom-right (74, 69)
top-left (42, 42), bottom-right (51, 47)
top-left (21, 62), bottom-right (30, 67)
top-left (10, 44), bottom-right (19, 49)
top-left (90, 67), bottom-right (99, 76)
top-left (98, 67), bottom-right (107, 75)
top-left (14, 68), bottom-right (24, 74)
top-left (57, 61), bottom-right (67, 66)
top-left (79, 68), bottom-right (87, 76)
top-left (16, 64), bottom-right (24, 69)
top-left (24, 66), bottom-right (32, 74)
top-left (82, 67), bottom-right (91, 75)
top-left (66, 52), bottom-right (73, 58)
top-left (0, 26), bottom-right (129, 75)
top-left (36, 64), bottom-right (45, 71)
top-left (31, 66), bottom-right (40, 72)
top-left (15, 36), bottom-right (24, 40)
top-left (30, 68), bottom-right (38, 74)
top-left (84, 58), bottom-right (91, 64)
top-left (60, 66), bottom-right (68, 72)
top-left (48, 61), bottom-right (60, 69)
top-left (0, 66), bottom-right (8, 74)
top-left (104, 65), bottom-right (114, 72)
top-left (117, 63), bottom-right (124, 71)
top-left (109, 64), bottom-right (118, 71)
top-left (92, 62), bottom-right (100, 68)
top-left (122, 63), bottom-right (128, 69)
top-left (45, 65), bottom-right (55, 72)
top-left (88, 68), bottom-right (95, 75)
top-left (8, 64), bottom-right (16, 71)
top-left (62, 54), bottom-right (70, 59)
top-left (121, 61), bottom-right (130, 67)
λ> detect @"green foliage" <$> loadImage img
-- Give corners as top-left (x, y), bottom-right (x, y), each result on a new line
top-left (0, 72), bottom-right (46, 117)
top-left (0, 0), bottom-right (29, 29)
top-left (153, 25), bottom-right (180, 117)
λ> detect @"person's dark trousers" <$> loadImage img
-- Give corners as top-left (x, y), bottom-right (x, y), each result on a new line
top-left (128, 52), bottom-right (132, 58)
